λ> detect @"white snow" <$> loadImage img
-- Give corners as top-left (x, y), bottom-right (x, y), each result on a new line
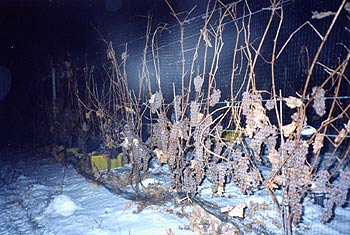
top-left (45, 194), bottom-right (80, 217)
top-left (301, 125), bottom-right (317, 136)
top-left (141, 177), bottom-right (161, 187)
top-left (0, 150), bottom-right (349, 235)
top-left (0, 151), bottom-right (193, 235)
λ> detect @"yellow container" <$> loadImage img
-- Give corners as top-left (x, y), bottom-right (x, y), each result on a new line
top-left (223, 130), bottom-right (240, 141)
top-left (90, 153), bottom-right (123, 171)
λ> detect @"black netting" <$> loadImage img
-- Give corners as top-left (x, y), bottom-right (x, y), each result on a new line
top-left (103, 0), bottom-right (349, 131)
top-left (111, 0), bottom-right (348, 99)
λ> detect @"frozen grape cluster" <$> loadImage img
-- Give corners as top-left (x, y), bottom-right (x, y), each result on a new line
top-left (230, 149), bottom-right (258, 194)
top-left (318, 167), bottom-right (350, 223)
top-left (204, 116), bottom-right (213, 136)
top-left (183, 167), bottom-right (197, 194)
top-left (312, 86), bottom-right (326, 117)
top-left (213, 142), bottom-right (223, 161)
top-left (241, 91), bottom-right (268, 138)
top-left (169, 122), bottom-right (180, 140)
top-left (321, 199), bottom-right (334, 223)
top-left (265, 135), bottom-right (277, 153)
top-left (131, 142), bottom-right (150, 171)
top-left (291, 112), bottom-right (307, 126)
top-left (265, 98), bottom-right (275, 111)
top-left (285, 166), bottom-right (309, 225)
top-left (242, 92), bottom-right (250, 113)
top-left (329, 167), bottom-right (350, 205)
top-left (339, 167), bottom-right (350, 190)
top-left (250, 123), bottom-right (277, 163)
top-left (322, 185), bottom-right (346, 223)
top-left (217, 163), bottom-right (228, 187)
top-left (209, 88), bottom-right (221, 107)
top-left (173, 95), bottom-right (182, 121)
top-left (250, 138), bottom-right (263, 163)
top-left (242, 91), bottom-right (262, 116)
top-left (289, 186), bottom-right (303, 225)
top-left (190, 101), bottom-right (201, 127)
top-left (194, 75), bottom-right (204, 93)
top-left (154, 114), bottom-right (170, 151)
top-left (293, 141), bottom-right (308, 167)
top-left (168, 123), bottom-right (180, 169)
top-left (207, 163), bottom-right (229, 195)
top-left (281, 139), bottom-right (308, 168)
top-left (278, 139), bottom-right (311, 225)
top-left (242, 91), bottom-right (263, 116)
top-left (150, 91), bottom-right (163, 114)
top-left (212, 126), bottom-right (224, 161)
top-left (330, 186), bottom-right (347, 207)
top-left (315, 170), bottom-right (330, 191)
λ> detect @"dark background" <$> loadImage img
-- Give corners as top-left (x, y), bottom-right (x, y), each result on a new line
top-left (0, 0), bottom-right (212, 146)
top-left (0, 0), bottom-right (348, 147)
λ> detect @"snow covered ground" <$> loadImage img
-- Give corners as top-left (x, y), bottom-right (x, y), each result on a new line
top-left (0, 150), bottom-right (193, 235)
top-left (1, 149), bottom-right (350, 235)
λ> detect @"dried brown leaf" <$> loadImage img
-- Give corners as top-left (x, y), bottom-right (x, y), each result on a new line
top-left (282, 121), bottom-right (297, 137)
top-left (154, 148), bottom-right (168, 164)
top-left (124, 201), bottom-right (133, 210)
top-left (269, 182), bottom-right (279, 190)
top-left (253, 111), bottom-right (267, 126)
top-left (245, 126), bottom-right (255, 138)
top-left (228, 202), bottom-right (246, 218)
top-left (149, 94), bottom-right (155, 104)
top-left (313, 133), bottom-right (324, 153)
top-left (345, 2), bottom-right (350, 13)
top-left (90, 182), bottom-right (99, 188)
top-left (96, 109), bottom-right (104, 118)
top-left (190, 159), bottom-right (196, 169)
top-left (284, 96), bottom-right (303, 109)
top-left (217, 185), bottom-right (224, 197)
top-left (268, 175), bottom-right (283, 190)
top-left (82, 122), bottom-right (88, 132)
top-left (335, 129), bottom-right (347, 143)
top-left (345, 120), bottom-right (350, 133)
top-left (193, 112), bottom-right (204, 126)
top-left (91, 163), bottom-right (101, 179)
top-left (85, 111), bottom-right (92, 120)
top-left (311, 11), bottom-right (336, 19)
top-left (125, 107), bottom-right (135, 114)
top-left (268, 152), bottom-right (279, 164)
top-left (64, 61), bottom-right (71, 67)
top-left (221, 205), bottom-right (234, 213)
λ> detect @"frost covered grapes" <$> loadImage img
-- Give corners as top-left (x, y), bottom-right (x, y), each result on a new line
top-left (194, 75), bottom-right (204, 93)
top-left (150, 91), bottom-right (163, 114)
top-left (312, 86), bottom-right (326, 117)
top-left (209, 88), bottom-right (221, 107)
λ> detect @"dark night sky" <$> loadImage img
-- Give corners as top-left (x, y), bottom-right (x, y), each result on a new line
top-left (0, 0), bottom-right (213, 145)
top-left (0, 0), bottom-right (346, 146)
top-left (0, 0), bottom-right (147, 145)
